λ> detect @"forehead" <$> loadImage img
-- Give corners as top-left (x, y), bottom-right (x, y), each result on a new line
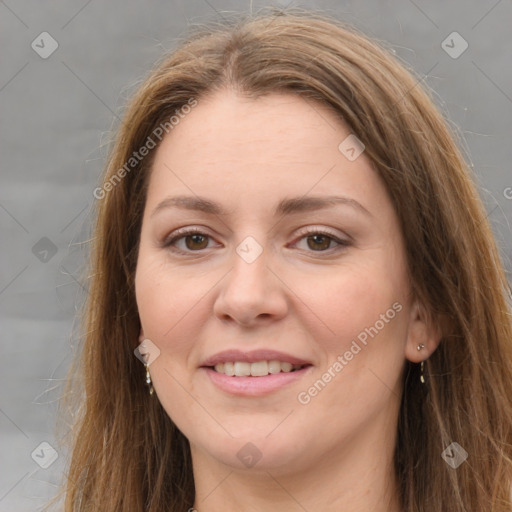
top-left (144, 90), bottom-right (389, 220)
top-left (156, 91), bottom-right (349, 163)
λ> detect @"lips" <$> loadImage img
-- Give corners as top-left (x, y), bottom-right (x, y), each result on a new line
top-left (199, 349), bottom-right (314, 396)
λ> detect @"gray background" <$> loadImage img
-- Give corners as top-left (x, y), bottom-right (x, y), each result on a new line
top-left (1, 0), bottom-right (511, 510)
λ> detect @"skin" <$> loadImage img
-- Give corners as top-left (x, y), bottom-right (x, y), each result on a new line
top-left (134, 90), bottom-right (441, 512)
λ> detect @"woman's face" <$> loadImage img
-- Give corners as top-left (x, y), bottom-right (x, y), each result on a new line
top-left (135, 90), bottom-right (431, 474)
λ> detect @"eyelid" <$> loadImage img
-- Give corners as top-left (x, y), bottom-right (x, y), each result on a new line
top-left (292, 225), bottom-right (348, 242)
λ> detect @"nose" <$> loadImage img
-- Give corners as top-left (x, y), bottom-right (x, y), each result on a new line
top-left (213, 244), bottom-right (289, 327)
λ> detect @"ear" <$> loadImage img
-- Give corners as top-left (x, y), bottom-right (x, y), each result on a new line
top-left (139, 327), bottom-right (145, 342)
top-left (404, 300), bottom-right (443, 363)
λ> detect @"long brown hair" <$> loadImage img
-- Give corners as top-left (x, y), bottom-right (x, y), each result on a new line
top-left (60, 7), bottom-right (512, 511)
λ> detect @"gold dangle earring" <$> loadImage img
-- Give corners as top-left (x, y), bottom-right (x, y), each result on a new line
top-left (145, 363), bottom-right (154, 395)
top-left (417, 344), bottom-right (425, 384)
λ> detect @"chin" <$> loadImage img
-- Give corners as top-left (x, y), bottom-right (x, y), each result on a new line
top-left (195, 432), bottom-right (308, 472)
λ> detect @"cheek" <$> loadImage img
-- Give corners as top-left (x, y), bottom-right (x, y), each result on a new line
top-left (135, 250), bottom-right (213, 341)
top-left (135, 262), bottom-right (194, 396)
top-left (295, 271), bottom-right (407, 427)
top-left (290, 257), bottom-right (409, 416)
top-left (291, 259), bottom-right (406, 356)
top-left (135, 255), bottom-right (212, 429)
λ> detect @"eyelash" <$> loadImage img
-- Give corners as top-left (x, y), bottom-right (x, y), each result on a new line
top-left (162, 226), bottom-right (351, 256)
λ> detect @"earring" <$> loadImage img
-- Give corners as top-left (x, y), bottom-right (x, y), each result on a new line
top-left (417, 344), bottom-right (425, 384)
top-left (145, 363), bottom-right (154, 395)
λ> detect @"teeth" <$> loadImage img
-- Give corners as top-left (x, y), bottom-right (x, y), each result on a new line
top-left (250, 361), bottom-right (269, 377)
top-left (234, 362), bottom-right (251, 376)
top-left (213, 360), bottom-right (304, 377)
top-left (268, 360), bottom-right (281, 374)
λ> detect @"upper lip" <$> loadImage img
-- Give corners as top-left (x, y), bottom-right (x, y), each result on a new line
top-left (200, 349), bottom-right (312, 367)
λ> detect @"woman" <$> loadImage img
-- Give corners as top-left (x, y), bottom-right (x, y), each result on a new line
top-left (62, 8), bottom-right (512, 511)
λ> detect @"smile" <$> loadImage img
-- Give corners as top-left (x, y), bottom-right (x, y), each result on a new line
top-left (212, 360), bottom-right (306, 377)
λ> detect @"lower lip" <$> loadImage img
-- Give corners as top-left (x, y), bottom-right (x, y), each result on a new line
top-left (201, 366), bottom-right (313, 396)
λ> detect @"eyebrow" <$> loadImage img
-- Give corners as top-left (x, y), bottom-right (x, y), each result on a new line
top-left (150, 194), bottom-right (372, 218)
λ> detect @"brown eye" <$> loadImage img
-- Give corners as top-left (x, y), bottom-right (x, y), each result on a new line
top-left (184, 234), bottom-right (209, 250)
top-left (163, 228), bottom-right (217, 254)
top-left (306, 234), bottom-right (333, 251)
top-left (293, 228), bottom-right (350, 254)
